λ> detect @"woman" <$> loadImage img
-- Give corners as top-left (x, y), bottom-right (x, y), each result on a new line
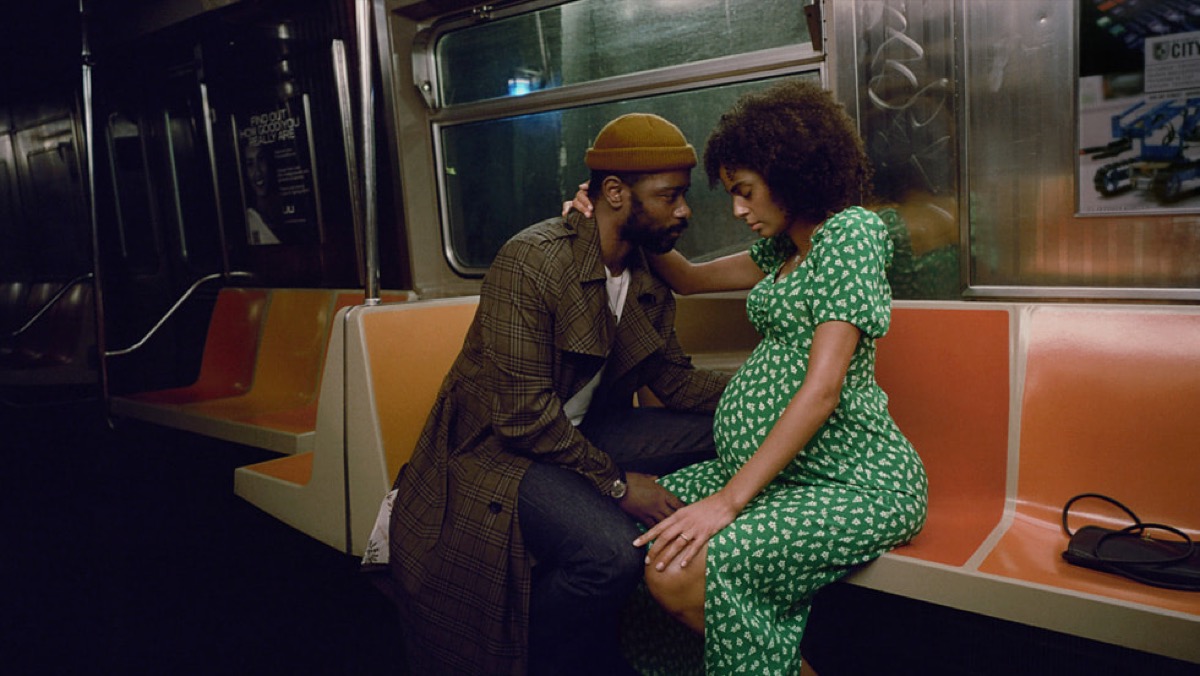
top-left (242, 141), bottom-right (282, 245)
top-left (603, 80), bottom-right (928, 674)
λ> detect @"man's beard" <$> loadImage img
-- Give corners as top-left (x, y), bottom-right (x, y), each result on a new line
top-left (623, 195), bottom-right (688, 254)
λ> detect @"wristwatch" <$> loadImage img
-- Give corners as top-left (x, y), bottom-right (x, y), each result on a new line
top-left (606, 468), bottom-right (628, 500)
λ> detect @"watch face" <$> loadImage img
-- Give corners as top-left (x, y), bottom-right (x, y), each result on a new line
top-left (610, 479), bottom-right (627, 499)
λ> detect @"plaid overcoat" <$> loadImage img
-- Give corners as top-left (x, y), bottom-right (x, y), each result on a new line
top-left (387, 211), bottom-right (729, 674)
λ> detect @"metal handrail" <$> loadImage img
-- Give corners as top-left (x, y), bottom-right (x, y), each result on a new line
top-left (6, 272), bottom-right (96, 339)
top-left (105, 271), bottom-right (253, 357)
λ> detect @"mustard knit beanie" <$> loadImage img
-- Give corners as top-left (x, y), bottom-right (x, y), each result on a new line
top-left (585, 113), bottom-right (697, 172)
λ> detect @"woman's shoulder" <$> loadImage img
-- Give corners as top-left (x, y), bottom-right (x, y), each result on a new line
top-left (815, 206), bottom-right (887, 244)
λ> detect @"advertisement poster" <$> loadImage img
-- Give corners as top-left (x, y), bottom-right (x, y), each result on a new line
top-left (234, 96), bottom-right (320, 245)
top-left (1077, 0), bottom-right (1200, 215)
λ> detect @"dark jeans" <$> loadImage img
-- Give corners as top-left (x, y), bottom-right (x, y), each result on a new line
top-left (518, 408), bottom-right (716, 676)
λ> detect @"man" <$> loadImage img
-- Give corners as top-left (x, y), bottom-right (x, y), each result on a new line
top-left (387, 113), bottom-right (730, 674)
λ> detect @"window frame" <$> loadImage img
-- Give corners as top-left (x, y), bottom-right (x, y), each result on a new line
top-left (412, 1), bottom-right (825, 276)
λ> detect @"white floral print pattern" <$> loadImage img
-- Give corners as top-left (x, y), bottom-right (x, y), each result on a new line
top-left (625, 207), bottom-right (928, 675)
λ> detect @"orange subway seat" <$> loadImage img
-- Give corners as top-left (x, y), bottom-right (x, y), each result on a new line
top-left (117, 288), bottom-right (418, 455)
top-left (978, 306), bottom-right (1200, 617)
top-left (228, 289), bottom-right (416, 430)
top-left (340, 297), bottom-right (479, 554)
top-left (126, 288), bottom-right (267, 405)
top-left (233, 293), bottom-right (422, 551)
top-left (242, 451), bottom-right (315, 486)
top-left (361, 299), bottom-right (478, 482)
top-left (232, 302), bottom-right (356, 550)
top-left (184, 288), bottom-right (336, 421)
top-left (873, 305), bottom-right (1011, 567)
top-left (680, 300), bottom-right (1011, 568)
top-left (238, 402), bottom-right (319, 435)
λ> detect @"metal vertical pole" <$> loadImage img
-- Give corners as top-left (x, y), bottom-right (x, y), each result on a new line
top-left (333, 40), bottom-right (366, 289)
top-left (79, 0), bottom-right (112, 416)
top-left (199, 78), bottom-right (232, 278)
top-left (356, 0), bottom-right (380, 305)
top-left (340, 0), bottom-right (381, 553)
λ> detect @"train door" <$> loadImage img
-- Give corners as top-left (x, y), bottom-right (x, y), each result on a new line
top-left (90, 0), bottom-right (409, 399)
top-left (94, 42), bottom-right (231, 395)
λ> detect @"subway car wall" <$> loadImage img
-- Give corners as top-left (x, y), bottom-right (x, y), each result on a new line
top-left (1, 2), bottom-right (98, 396)
top-left (390, 0), bottom-right (1200, 299)
top-left (7, 0), bottom-right (1198, 400)
top-left (3, 0), bottom-right (412, 397)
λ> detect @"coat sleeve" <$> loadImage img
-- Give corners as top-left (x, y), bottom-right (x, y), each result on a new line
top-left (642, 331), bottom-right (731, 413)
top-left (637, 288), bottom-right (731, 412)
top-left (478, 237), bottom-right (622, 491)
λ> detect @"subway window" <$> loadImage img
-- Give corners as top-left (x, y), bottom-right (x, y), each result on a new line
top-left (419, 0), bottom-right (821, 274)
top-left (439, 76), bottom-right (818, 269)
top-left (434, 0), bottom-right (812, 107)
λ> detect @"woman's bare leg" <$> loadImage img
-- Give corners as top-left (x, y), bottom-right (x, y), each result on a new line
top-left (644, 543), bottom-right (708, 634)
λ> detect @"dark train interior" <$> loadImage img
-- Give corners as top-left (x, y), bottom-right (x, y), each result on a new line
top-left (2, 0), bottom-right (1198, 673)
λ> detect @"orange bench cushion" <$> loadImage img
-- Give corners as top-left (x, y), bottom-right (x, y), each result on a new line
top-left (185, 289), bottom-right (334, 420)
top-left (874, 307), bottom-right (1011, 566)
top-left (979, 307), bottom-right (1200, 615)
top-left (239, 452), bottom-right (315, 486)
top-left (361, 300), bottom-right (479, 481)
top-left (128, 288), bottom-right (267, 405)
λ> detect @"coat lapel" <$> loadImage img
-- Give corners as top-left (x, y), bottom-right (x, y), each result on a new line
top-left (607, 250), bottom-right (667, 382)
top-left (554, 212), bottom-right (613, 359)
top-left (552, 212), bottom-right (668, 385)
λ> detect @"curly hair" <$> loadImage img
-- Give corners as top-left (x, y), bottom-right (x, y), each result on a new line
top-left (703, 79), bottom-right (873, 225)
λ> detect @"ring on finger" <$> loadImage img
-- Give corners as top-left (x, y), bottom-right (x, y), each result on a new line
top-left (679, 533), bottom-right (692, 542)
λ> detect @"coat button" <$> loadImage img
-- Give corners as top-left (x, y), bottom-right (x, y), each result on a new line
top-left (488, 501), bottom-right (502, 514)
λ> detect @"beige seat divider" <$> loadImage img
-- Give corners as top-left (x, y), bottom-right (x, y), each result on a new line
top-left (345, 296), bottom-right (480, 556)
top-left (232, 303), bottom-right (357, 552)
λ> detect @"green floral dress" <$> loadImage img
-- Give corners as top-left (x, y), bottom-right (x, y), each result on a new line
top-left (625, 206), bottom-right (928, 675)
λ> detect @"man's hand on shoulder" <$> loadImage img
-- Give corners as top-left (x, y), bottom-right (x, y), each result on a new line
top-left (616, 471), bottom-right (685, 527)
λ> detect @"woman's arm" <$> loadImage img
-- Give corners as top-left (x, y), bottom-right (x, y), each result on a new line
top-left (648, 249), bottom-right (762, 295)
top-left (634, 320), bottom-right (861, 568)
top-left (564, 181), bottom-right (764, 294)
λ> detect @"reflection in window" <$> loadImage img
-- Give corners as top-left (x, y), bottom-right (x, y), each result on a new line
top-left (440, 74), bottom-right (817, 271)
top-left (435, 0), bottom-right (812, 107)
top-left (855, 0), bottom-right (960, 299)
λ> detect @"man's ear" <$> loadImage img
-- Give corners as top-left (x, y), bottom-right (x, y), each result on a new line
top-left (601, 175), bottom-right (626, 210)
